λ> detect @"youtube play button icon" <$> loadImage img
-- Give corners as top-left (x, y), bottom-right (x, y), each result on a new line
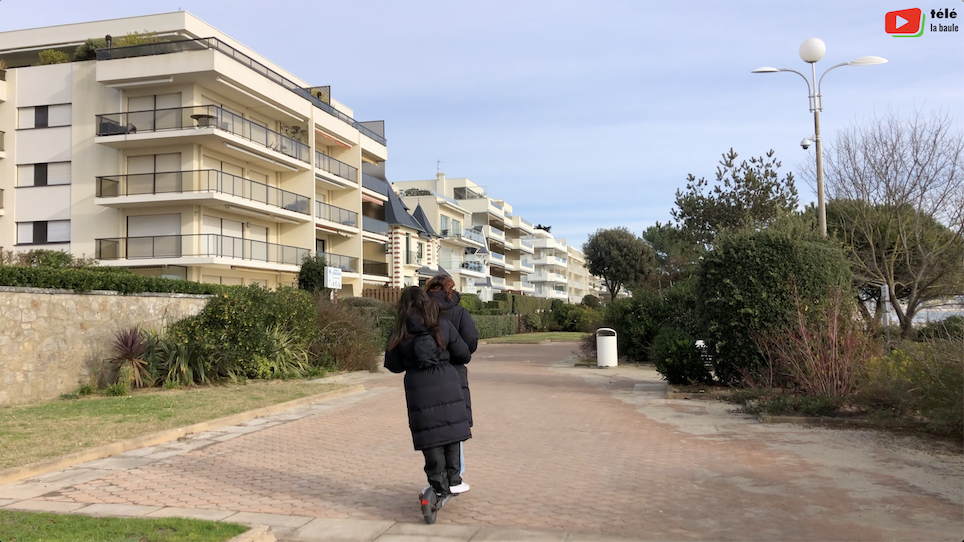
top-left (886, 8), bottom-right (923, 35)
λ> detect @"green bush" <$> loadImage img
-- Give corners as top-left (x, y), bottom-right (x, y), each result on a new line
top-left (511, 294), bottom-right (552, 315)
top-left (660, 279), bottom-right (700, 337)
top-left (915, 315), bottom-right (964, 342)
top-left (459, 293), bottom-right (483, 313)
top-left (341, 296), bottom-right (396, 348)
top-left (484, 299), bottom-right (509, 313)
top-left (696, 228), bottom-right (851, 384)
top-left (0, 265), bottom-right (229, 295)
top-left (166, 286), bottom-right (316, 379)
top-left (651, 326), bottom-right (712, 385)
top-left (39, 49), bottom-right (70, 65)
top-left (601, 291), bottom-right (665, 362)
top-left (520, 313), bottom-right (542, 332)
top-left (310, 298), bottom-right (383, 372)
top-left (581, 295), bottom-right (601, 309)
top-left (474, 315), bottom-right (517, 338)
top-left (297, 253), bottom-right (328, 294)
top-left (862, 338), bottom-right (963, 437)
top-left (74, 38), bottom-right (106, 61)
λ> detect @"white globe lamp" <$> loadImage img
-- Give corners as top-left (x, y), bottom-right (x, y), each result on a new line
top-left (798, 38), bottom-right (826, 63)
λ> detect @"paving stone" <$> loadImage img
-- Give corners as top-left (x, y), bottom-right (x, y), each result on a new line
top-left (470, 527), bottom-right (568, 541)
top-left (0, 499), bottom-right (19, 507)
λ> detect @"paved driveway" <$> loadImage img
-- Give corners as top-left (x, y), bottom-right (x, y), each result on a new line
top-left (2, 343), bottom-right (961, 541)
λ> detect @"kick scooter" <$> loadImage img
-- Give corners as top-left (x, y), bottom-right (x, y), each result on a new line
top-left (419, 486), bottom-right (457, 524)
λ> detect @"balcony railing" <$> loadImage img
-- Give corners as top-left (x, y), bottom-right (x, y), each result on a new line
top-left (521, 260), bottom-right (534, 270)
top-left (95, 170), bottom-right (310, 214)
top-left (453, 186), bottom-right (486, 200)
top-left (315, 151), bottom-right (358, 182)
top-left (463, 228), bottom-right (485, 244)
top-left (362, 216), bottom-right (388, 235)
top-left (315, 201), bottom-right (358, 227)
top-left (461, 260), bottom-right (485, 273)
top-left (95, 105), bottom-right (310, 163)
top-left (319, 251), bottom-right (358, 273)
top-left (96, 38), bottom-right (387, 145)
top-left (490, 252), bottom-right (505, 262)
top-left (95, 234), bottom-right (309, 265)
top-left (361, 174), bottom-right (389, 196)
top-left (363, 259), bottom-right (389, 276)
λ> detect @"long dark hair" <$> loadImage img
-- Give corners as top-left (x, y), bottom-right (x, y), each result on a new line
top-left (387, 286), bottom-right (443, 350)
top-left (425, 273), bottom-right (457, 301)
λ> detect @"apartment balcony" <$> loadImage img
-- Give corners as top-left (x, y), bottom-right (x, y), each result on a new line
top-left (95, 105), bottom-right (310, 172)
top-left (531, 254), bottom-right (568, 267)
top-left (520, 259), bottom-right (535, 272)
top-left (508, 237), bottom-right (534, 254)
top-left (488, 251), bottom-right (506, 268)
top-left (95, 234), bottom-right (308, 273)
top-left (318, 251), bottom-right (358, 273)
top-left (95, 38), bottom-right (386, 147)
top-left (315, 151), bottom-right (359, 190)
top-left (529, 237), bottom-right (568, 252)
top-left (95, 170), bottom-right (311, 223)
top-left (439, 228), bottom-right (482, 248)
top-left (482, 225), bottom-right (505, 244)
top-left (490, 276), bottom-right (506, 290)
top-left (440, 256), bottom-right (487, 278)
top-left (363, 259), bottom-right (389, 278)
top-left (361, 216), bottom-right (389, 242)
top-left (315, 201), bottom-right (359, 235)
top-left (509, 215), bottom-right (534, 234)
top-left (506, 259), bottom-right (535, 273)
top-left (530, 271), bottom-right (568, 284)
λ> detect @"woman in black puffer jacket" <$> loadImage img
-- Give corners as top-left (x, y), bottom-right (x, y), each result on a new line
top-left (385, 286), bottom-right (472, 497)
top-left (425, 274), bottom-right (479, 489)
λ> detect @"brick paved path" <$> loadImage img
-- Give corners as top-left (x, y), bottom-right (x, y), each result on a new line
top-left (4, 343), bottom-right (962, 540)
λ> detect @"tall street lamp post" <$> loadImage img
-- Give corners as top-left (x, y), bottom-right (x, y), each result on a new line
top-left (752, 38), bottom-right (887, 236)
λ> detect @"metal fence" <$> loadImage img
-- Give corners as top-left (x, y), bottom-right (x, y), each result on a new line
top-left (95, 234), bottom-right (308, 265)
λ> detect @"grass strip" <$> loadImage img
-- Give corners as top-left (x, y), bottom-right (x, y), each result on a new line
top-left (0, 509), bottom-right (247, 542)
top-left (482, 332), bottom-right (588, 344)
top-left (0, 380), bottom-right (345, 470)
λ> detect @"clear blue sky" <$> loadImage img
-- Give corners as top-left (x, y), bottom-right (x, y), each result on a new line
top-left (3, 1), bottom-right (962, 248)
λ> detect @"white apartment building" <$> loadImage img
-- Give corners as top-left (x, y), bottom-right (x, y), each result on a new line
top-left (0, 12), bottom-right (401, 296)
top-left (528, 228), bottom-right (569, 300)
top-left (393, 173), bottom-right (537, 301)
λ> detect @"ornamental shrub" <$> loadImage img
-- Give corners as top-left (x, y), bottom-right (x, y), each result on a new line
top-left (38, 49), bottom-right (70, 65)
top-left (0, 265), bottom-right (228, 294)
top-left (297, 253), bottom-right (328, 293)
top-left (74, 38), bottom-right (106, 61)
top-left (166, 285), bottom-right (316, 378)
top-left (651, 326), bottom-right (712, 385)
top-left (601, 291), bottom-right (665, 362)
top-left (311, 297), bottom-right (386, 372)
top-left (696, 228), bottom-right (851, 385)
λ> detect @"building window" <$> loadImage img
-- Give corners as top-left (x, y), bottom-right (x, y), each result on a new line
top-left (18, 104), bottom-right (71, 129)
top-left (417, 242), bottom-right (424, 261)
top-left (17, 220), bottom-right (70, 245)
top-left (452, 219), bottom-right (462, 234)
top-left (405, 234), bottom-right (412, 264)
top-left (440, 215), bottom-right (450, 234)
top-left (18, 162), bottom-right (71, 187)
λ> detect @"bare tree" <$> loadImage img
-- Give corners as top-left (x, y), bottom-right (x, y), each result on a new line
top-left (822, 110), bottom-right (964, 338)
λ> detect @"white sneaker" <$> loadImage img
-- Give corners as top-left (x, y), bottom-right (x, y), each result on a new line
top-left (449, 482), bottom-right (470, 494)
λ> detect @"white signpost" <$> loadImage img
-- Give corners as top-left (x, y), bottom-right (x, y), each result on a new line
top-left (325, 266), bottom-right (342, 303)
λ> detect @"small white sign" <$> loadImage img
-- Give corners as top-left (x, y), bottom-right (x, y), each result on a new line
top-left (324, 266), bottom-right (342, 290)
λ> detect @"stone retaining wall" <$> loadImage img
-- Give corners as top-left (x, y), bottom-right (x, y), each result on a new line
top-left (0, 287), bottom-right (209, 405)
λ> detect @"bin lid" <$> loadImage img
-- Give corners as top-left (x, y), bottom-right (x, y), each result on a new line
top-left (596, 327), bottom-right (617, 337)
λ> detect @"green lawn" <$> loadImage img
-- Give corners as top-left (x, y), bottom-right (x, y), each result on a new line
top-left (482, 332), bottom-right (589, 344)
top-left (0, 380), bottom-right (346, 470)
top-left (0, 509), bottom-right (247, 542)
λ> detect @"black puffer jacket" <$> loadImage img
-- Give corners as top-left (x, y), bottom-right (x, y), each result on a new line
top-left (385, 316), bottom-right (472, 450)
top-left (429, 290), bottom-right (479, 427)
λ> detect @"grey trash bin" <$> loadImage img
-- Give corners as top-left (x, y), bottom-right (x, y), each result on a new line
top-left (596, 327), bottom-right (617, 367)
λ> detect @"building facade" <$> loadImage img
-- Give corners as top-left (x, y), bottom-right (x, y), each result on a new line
top-left (0, 12), bottom-right (393, 296)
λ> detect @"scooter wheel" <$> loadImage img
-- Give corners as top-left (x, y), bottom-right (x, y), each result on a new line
top-left (420, 490), bottom-right (438, 524)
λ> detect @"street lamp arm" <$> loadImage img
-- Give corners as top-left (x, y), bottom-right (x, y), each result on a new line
top-left (774, 68), bottom-right (813, 97)
top-left (817, 62), bottom-right (851, 96)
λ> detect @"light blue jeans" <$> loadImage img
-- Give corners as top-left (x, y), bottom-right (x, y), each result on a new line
top-left (459, 441), bottom-right (465, 477)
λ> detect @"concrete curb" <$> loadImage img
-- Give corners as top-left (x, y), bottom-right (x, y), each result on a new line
top-left (0, 384), bottom-right (365, 486)
top-left (227, 524), bottom-right (275, 542)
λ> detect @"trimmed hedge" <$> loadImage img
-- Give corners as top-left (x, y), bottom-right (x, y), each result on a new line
top-left (474, 315), bottom-right (518, 339)
top-left (0, 265), bottom-right (229, 295)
